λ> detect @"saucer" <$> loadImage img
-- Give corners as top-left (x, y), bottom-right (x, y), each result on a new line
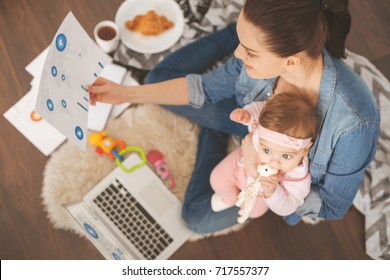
top-left (115, 0), bottom-right (185, 54)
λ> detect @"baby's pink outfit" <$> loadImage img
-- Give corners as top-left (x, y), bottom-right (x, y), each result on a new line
top-left (209, 101), bottom-right (311, 218)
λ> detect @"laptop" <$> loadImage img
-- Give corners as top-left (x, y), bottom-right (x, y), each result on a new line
top-left (63, 153), bottom-right (192, 260)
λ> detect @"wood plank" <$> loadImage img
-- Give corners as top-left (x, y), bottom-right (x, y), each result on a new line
top-left (0, 0), bottom-right (388, 259)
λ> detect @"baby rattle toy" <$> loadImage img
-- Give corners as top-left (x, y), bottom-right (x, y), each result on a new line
top-left (236, 164), bottom-right (278, 223)
top-left (88, 131), bottom-right (126, 161)
top-left (88, 131), bottom-right (146, 173)
top-left (146, 149), bottom-right (175, 190)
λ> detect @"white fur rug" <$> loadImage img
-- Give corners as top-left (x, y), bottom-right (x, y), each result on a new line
top-left (41, 104), bottom-right (245, 241)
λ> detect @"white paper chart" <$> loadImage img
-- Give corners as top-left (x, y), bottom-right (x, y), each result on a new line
top-left (3, 89), bottom-right (66, 156)
top-left (35, 12), bottom-right (112, 150)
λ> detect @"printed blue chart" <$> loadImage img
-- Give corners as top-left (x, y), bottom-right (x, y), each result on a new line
top-left (35, 12), bottom-right (112, 150)
top-left (65, 202), bottom-right (131, 260)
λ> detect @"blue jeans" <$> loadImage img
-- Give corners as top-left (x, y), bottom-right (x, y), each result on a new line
top-left (144, 23), bottom-right (246, 234)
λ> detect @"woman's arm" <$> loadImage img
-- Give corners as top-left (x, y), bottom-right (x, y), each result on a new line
top-left (88, 57), bottom-right (244, 108)
top-left (88, 76), bottom-right (189, 106)
top-left (288, 123), bottom-right (380, 223)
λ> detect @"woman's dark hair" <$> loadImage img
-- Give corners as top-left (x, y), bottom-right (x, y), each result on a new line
top-left (243, 0), bottom-right (351, 59)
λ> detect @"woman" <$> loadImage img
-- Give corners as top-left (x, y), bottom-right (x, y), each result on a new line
top-left (88, 0), bottom-right (380, 234)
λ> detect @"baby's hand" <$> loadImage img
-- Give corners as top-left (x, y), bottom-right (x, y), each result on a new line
top-left (230, 108), bottom-right (251, 124)
top-left (259, 174), bottom-right (280, 198)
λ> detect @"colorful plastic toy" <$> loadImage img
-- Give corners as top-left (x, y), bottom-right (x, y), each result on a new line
top-left (88, 131), bottom-right (126, 161)
top-left (88, 131), bottom-right (147, 173)
top-left (116, 146), bottom-right (146, 173)
top-left (147, 149), bottom-right (175, 189)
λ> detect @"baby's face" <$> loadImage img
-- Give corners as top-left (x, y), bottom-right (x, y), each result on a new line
top-left (257, 138), bottom-right (308, 173)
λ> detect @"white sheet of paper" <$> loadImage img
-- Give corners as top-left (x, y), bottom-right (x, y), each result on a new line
top-left (3, 89), bottom-right (66, 156)
top-left (110, 73), bottom-right (138, 119)
top-left (35, 12), bottom-right (112, 151)
top-left (25, 47), bottom-right (49, 78)
top-left (87, 63), bottom-right (127, 131)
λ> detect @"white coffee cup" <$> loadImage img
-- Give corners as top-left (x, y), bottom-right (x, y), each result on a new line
top-left (94, 20), bottom-right (120, 53)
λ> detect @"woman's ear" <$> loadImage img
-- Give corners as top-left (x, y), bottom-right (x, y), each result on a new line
top-left (285, 55), bottom-right (301, 72)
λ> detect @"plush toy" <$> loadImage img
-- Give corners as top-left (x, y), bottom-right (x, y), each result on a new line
top-left (235, 164), bottom-right (278, 223)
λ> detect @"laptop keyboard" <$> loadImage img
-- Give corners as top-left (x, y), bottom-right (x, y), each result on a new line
top-left (93, 179), bottom-right (174, 260)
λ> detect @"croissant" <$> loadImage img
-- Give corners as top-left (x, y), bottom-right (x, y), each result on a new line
top-left (125, 10), bottom-right (174, 36)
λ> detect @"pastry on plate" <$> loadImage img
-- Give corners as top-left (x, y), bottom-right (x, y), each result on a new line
top-left (125, 10), bottom-right (174, 36)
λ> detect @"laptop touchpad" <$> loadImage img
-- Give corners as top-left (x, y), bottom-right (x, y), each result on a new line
top-left (138, 180), bottom-right (173, 217)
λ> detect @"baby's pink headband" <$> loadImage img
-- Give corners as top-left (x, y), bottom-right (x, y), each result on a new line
top-left (252, 125), bottom-right (312, 152)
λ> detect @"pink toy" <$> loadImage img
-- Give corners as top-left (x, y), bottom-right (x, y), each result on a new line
top-left (147, 149), bottom-right (175, 189)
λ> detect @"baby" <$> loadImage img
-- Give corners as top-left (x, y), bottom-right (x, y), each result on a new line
top-left (210, 92), bottom-right (318, 223)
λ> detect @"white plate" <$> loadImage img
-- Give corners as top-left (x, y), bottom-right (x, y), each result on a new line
top-left (115, 0), bottom-right (184, 54)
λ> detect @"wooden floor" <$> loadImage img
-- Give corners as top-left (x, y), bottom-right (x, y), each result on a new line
top-left (1, 0), bottom-right (389, 260)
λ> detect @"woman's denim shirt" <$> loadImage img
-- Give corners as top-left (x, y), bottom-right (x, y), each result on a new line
top-left (186, 49), bottom-right (380, 224)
